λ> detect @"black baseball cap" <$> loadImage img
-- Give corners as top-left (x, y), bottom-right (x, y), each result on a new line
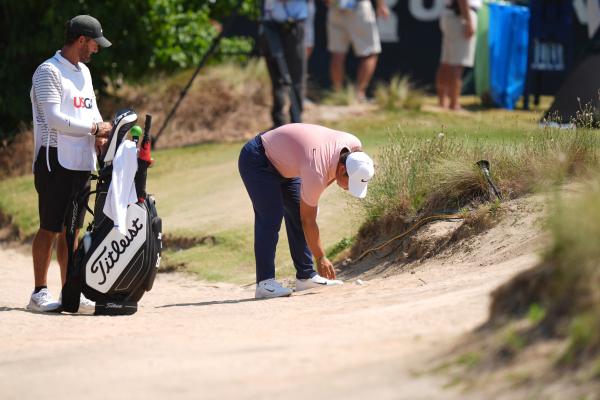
top-left (67, 15), bottom-right (112, 48)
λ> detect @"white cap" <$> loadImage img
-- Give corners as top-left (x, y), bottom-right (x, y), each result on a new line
top-left (346, 152), bottom-right (375, 199)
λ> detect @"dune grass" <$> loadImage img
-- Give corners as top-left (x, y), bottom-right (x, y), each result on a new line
top-left (359, 127), bottom-right (600, 224)
top-left (374, 75), bottom-right (424, 111)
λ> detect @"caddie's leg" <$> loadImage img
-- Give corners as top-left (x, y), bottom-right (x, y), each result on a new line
top-left (238, 136), bottom-right (285, 283)
top-left (281, 177), bottom-right (315, 280)
top-left (32, 228), bottom-right (58, 287)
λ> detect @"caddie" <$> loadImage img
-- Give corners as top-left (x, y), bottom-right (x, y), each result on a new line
top-left (238, 123), bottom-right (375, 299)
top-left (28, 15), bottom-right (113, 312)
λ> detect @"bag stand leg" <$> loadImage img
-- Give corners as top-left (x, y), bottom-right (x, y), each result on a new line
top-left (61, 198), bottom-right (83, 313)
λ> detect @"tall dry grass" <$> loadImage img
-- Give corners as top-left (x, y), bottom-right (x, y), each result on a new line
top-left (360, 128), bottom-right (600, 223)
top-left (374, 75), bottom-right (423, 111)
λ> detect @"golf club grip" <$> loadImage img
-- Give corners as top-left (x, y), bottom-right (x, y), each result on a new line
top-left (144, 114), bottom-right (152, 137)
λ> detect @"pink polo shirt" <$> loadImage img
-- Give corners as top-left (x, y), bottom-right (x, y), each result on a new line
top-left (261, 123), bottom-right (362, 206)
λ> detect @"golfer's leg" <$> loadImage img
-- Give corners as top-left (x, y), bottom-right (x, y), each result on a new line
top-left (239, 142), bottom-right (285, 283)
top-left (281, 177), bottom-right (315, 280)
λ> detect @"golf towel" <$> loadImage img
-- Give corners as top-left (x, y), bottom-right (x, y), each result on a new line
top-left (103, 140), bottom-right (138, 235)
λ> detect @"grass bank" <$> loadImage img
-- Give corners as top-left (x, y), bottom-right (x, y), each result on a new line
top-left (490, 179), bottom-right (600, 370)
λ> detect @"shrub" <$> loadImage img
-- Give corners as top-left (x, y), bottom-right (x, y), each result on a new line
top-left (374, 75), bottom-right (423, 111)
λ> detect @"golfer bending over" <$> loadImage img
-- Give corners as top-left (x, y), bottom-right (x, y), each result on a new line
top-left (238, 123), bottom-right (375, 299)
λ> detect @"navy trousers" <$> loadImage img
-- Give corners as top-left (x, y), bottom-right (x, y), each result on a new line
top-left (238, 135), bottom-right (316, 283)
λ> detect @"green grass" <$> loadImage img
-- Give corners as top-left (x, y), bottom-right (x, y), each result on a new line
top-left (0, 174), bottom-right (40, 239)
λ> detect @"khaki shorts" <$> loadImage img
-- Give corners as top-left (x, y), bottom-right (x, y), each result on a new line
top-left (440, 9), bottom-right (478, 67)
top-left (327, 1), bottom-right (381, 57)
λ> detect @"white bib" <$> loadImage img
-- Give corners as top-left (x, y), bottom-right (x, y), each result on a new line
top-left (47, 53), bottom-right (98, 171)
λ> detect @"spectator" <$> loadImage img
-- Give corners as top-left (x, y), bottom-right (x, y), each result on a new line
top-left (326, 0), bottom-right (389, 102)
top-left (436, 0), bottom-right (481, 111)
top-left (260, 0), bottom-right (308, 127)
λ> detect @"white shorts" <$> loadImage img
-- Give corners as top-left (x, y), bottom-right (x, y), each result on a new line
top-left (327, 1), bottom-right (381, 57)
top-left (439, 9), bottom-right (478, 67)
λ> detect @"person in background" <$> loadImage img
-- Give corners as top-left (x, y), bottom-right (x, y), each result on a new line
top-left (325, 0), bottom-right (389, 102)
top-left (28, 15), bottom-right (112, 312)
top-left (238, 123), bottom-right (375, 299)
top-left (436, 0), bottom-right (481, 111)
top-left (304, 0), bottom-right (316, 106)
top-left (305, 0), bottom-right (316, 59)
top-left (260, 0), bottom-right (308, 128)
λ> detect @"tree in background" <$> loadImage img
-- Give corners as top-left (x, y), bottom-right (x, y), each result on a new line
top-left (0, 0), bottom-right (257, 140)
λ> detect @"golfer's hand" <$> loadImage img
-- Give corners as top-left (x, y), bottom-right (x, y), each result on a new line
top-left (95, 136), bottom-right (108, 156)
top-left (317, 256), bottom-right (336, 279)
top-left (95, 122), bottom-right (112, 138)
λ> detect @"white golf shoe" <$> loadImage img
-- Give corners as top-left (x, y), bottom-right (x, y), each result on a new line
top-left (255, 278), bottom-right (293, 299)
top-left (27, 288), bottom-right (61, 312)
top-left (295, 274), bottom-right (344, 292)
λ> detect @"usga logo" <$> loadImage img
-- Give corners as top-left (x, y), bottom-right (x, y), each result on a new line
top-left (73, 97), bottom-right (93, 109)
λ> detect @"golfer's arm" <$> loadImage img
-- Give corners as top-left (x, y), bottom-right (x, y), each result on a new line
top-left (43, 102), bottom-right (95, 137)
top-left (300, 200), bottom-right (325, 260)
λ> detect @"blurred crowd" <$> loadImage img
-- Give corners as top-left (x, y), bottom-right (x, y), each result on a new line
top-left (260, 0), bottom-right (482, 127)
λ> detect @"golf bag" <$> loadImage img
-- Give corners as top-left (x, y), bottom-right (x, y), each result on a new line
top-left (61, 109), bottom-right (162, 315)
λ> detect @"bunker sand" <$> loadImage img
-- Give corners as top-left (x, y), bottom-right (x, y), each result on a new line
top-left (0, 230), bottom-right (538, 400)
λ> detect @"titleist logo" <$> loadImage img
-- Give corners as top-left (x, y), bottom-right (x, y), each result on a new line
top-left (90, 218), bottom-right (144, 285)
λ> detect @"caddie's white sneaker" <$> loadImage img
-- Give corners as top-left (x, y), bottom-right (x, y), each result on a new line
top-left (78, 294), bottom-right (96, 314)
top-left (295, 274), bottom-right (344, 292)
top-left (255, 278), bottom-right (293, 299)
top-left (27, 288), bottom-right (61, 312)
